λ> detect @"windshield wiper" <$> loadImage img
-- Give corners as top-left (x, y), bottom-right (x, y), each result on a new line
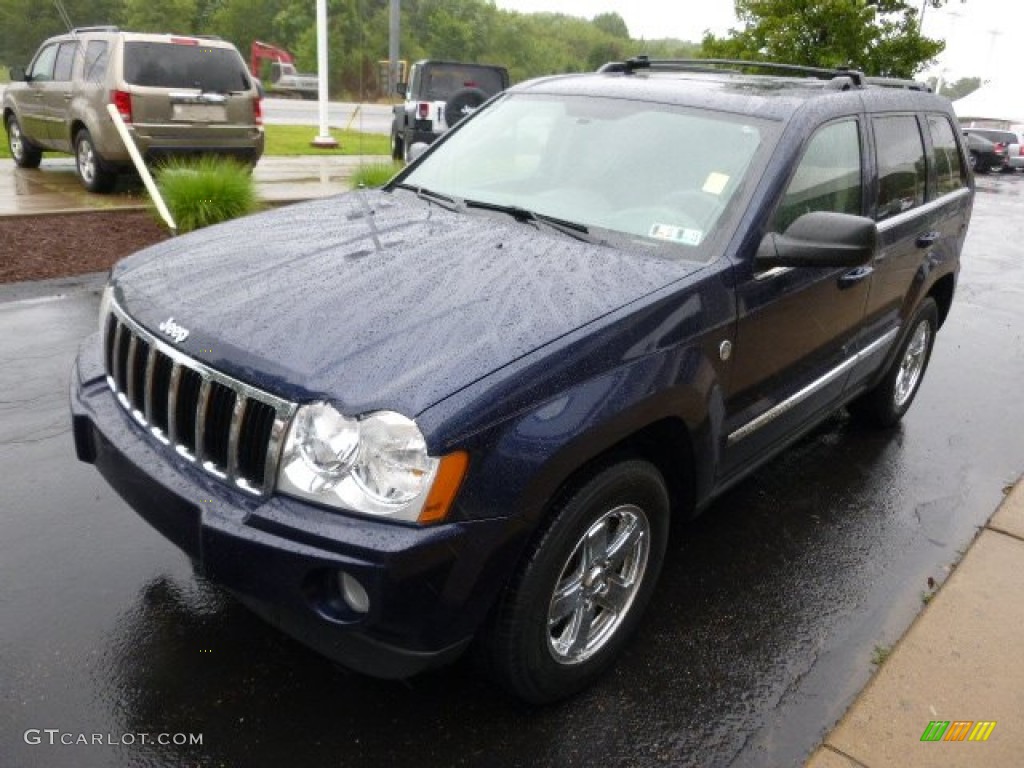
top-left (393, 183), bottom-right (460, 212)
top-left (463, 200), bottom-right (597, 244)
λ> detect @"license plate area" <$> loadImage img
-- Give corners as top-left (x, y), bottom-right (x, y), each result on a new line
top-left (172, 104), bottom-right (227, 122)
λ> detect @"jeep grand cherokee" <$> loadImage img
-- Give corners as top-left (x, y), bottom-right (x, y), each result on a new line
top-left (71, 58), bottom-right (972, 703)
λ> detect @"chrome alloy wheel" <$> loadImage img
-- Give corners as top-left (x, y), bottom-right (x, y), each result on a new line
top-left (9, 120), bottom-right (24, 162)
top-left (547, 504), bottom-right (650, 665)
top-left (894, 319), bottom-right (931, 408)
top-left (77, 137), bottom-right (97, 185)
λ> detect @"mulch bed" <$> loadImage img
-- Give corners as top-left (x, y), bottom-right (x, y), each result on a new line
top-left (0, 211), bottom-right (170, 284)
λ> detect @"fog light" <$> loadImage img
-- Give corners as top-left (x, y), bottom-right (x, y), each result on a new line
top-left (338, 571), bottom-right (370, 614)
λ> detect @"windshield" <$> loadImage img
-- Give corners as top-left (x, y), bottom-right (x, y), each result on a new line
top-left (401, 93), bottom-right (772, 257)
top-left (123, 42), bottom-right (251, 92)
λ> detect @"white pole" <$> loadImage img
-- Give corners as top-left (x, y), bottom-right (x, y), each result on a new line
top-left (106, 104), bottom-right (177, 234)
top-left (312, 0), bottom-right (339, 148)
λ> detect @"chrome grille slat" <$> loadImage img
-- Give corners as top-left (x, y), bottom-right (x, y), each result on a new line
top-left (125, 334), bottom-right (139, 408)
top-left (143, 346), bottom-right (157, 424)
top-left (167, 363), bottom-right (183, 446)
top-left (226, 396), bottom-right (247, 482)
top-left (101, 298), bottom-right (296, 497)
top-left (194, 378), bottom-right (212, 464)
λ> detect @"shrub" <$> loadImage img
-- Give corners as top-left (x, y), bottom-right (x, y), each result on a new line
top-left (349, 161), bottom-right (403, 190)
top-left (153, 156), bottom-right (259, 234)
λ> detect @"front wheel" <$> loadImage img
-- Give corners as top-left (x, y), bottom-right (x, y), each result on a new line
top-left (74, 129), bottom-right (117, 193)
top-left (478, 459), bottom-right (670, 704)
top-left (6, 115), bottom-right (42, 169)
top-left (848, 298), bottom-right (938, 427)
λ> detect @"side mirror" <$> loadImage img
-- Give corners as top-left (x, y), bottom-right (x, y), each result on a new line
top-left (756, 211), bottom-right (877, 270)
top-left (395, 81), bottom-right (407, 97)
top-left (10, 66), bottom-right (28, 82)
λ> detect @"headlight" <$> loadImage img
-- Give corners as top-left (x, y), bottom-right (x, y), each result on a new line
top-left (277, 402), bottom-right (467, 524)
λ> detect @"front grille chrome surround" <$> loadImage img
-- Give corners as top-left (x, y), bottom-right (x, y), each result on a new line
top-left (103, 298), bottom-right (297, 497)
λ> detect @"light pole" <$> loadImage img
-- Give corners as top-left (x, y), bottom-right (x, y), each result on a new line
top-left (312, 0), bottom-right (339, 148)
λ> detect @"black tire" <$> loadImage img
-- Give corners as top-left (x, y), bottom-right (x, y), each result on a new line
top-left (848, 298), bottom-right (938, 428)
top-left (390, 123), bottom-right (404, 161)
top-left (478, 459), bottom-right (670, 704)
top-left (6, 115), bottom-right (42, 169)
top-left (74, 129), bottom-right (117, 193)
top-left (444, 87), bottom-right (487, 128)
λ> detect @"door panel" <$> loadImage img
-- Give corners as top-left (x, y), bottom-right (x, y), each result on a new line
top-left (722, 118), bottom-right (869, 476)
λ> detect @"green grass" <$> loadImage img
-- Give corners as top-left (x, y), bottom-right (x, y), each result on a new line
top-left (871, 645), bottom-right (892, 666)
top-left (154, 156), bottom-right (260, 234)
top-left (350, 160), bottom-right (403, 189)
top-left (0, 125), bottom-right (388, 161)
top-left (262, 125), bottom-right (389, 156)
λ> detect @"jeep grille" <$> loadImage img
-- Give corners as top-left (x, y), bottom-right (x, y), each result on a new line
top-left (103, 301), bottom-right (295, 496)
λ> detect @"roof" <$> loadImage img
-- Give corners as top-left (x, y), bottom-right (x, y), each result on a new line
top-left (514, 69), bottom-right (950, 124)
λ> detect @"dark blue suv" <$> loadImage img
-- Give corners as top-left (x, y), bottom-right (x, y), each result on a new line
top-left (71, 59), bottom-right (973, 703)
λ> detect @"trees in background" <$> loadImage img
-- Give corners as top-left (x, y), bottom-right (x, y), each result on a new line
top-left (0, 0), bottom-right (961, 98)
top-left (702, 0), bottom-right (945, 78)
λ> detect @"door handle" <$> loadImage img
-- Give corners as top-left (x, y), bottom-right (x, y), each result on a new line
top-left (916, 231), bottom-right (940, 248)
top-left (838, 265), bottom-right (873, 289)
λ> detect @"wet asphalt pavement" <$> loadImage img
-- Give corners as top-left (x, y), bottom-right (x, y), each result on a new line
top-left (2, 176), bottom-right (1023, 768)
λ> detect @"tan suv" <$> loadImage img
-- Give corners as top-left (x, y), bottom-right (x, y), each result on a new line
top-left (3, 27), bottom-right (264, 192)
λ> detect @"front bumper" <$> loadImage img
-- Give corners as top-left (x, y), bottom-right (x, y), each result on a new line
top-left (70, 336), bottom-right (517, 678)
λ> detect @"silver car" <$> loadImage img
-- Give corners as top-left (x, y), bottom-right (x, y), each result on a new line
top-left (3, 27), bottom-right (264, 192)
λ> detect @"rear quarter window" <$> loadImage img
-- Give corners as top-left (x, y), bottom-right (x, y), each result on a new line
top-left (927, 116), bottom-right (966, 197)
top-left (123, 42), bottom-right (251, 92)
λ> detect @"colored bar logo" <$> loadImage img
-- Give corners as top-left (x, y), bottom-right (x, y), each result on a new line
top-left (920, 720), bottom-right (997, 742)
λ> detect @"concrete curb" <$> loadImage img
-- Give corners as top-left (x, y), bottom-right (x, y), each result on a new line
top-left (0, 271), bottom-right (108, 305)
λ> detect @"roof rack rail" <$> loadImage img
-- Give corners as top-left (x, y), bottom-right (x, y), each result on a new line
top-left (70, 26), bottom-right (120, 34)
top-left (599, 56), bottom-right (867, 87)
top-left (863, 76), bottom-right (932, 92)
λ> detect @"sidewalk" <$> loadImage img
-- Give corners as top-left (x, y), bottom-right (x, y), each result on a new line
top-left (806, 479), bottom-right (1024, 768)
top-left (0, 155), bottom-right (384, 216)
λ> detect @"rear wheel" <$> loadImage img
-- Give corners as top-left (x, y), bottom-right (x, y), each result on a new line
top-left (6, 115), bottom-right (42, 169)
top-left (478, 459), bottom-right (669, 704)
top-left (848, 298), bottom-right (938, 427)
top-left (74, 129), bottom-right (117, 193)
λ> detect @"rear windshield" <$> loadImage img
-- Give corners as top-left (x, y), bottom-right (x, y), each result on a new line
top-left (967, 129), bottom-right (1016, 144)
top-left (421, 65), bottom-right (505, 99)
top-left (123, 42), bottom-right (251, 92)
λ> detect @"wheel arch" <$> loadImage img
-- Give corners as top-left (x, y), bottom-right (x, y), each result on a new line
top-left (527, 415), bottom-right (698, 531)
top-left (928, 272), bottom-right (955, 329)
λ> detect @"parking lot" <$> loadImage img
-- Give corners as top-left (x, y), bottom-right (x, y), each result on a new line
top-left (1, 173), bottom-right (1023, 767)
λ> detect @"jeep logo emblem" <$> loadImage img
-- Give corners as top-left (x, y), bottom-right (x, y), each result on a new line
top-left (159, 317), bottom-right (190, 344)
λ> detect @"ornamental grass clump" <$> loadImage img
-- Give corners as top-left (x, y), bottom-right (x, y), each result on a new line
top-left (153, 156), bottom-right (260, 234)
top-left (349, 161), bottom-right (403, 189)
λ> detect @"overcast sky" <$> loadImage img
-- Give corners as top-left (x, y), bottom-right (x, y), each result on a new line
top-left (492, 0), bottom-right (1013, 84)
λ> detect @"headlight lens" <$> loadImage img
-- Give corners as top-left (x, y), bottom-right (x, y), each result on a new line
top-left (277, 402), bottom-right (441, 521)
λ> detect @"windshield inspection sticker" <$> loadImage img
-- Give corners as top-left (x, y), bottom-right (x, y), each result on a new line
top-left (702, 172), bottom-right (730, 196)
top-left (649, 223), bottom-right (703, 246)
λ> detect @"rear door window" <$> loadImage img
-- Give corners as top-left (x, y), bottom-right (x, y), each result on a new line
top-left (123, 42), bottom-right (251, 92)
top-left (927, 116), bottom-right (965, 197)
top-left (84, 41), bottom-right (110, 82)
top-left (874, 115), bottom-right (926, 221)
top-left (53, 42), bottom-right (77, 82)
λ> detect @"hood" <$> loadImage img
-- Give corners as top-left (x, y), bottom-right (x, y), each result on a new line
top-left (112, 189), bottom-right (695, 417)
